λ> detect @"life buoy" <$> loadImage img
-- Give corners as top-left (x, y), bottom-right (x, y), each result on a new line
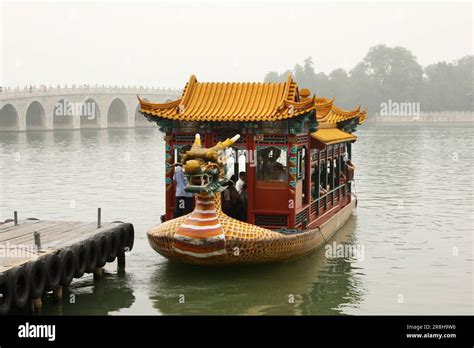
top-left (84, 239), bottom-right (98, 273)
top-left (117, 226), bottom-right (128, 253)
top-left (71, 243), bottom-right (87, 278)
top-left (25, 261), bottom-right (46, 299)
top-left (58, 249), bottom-right (75, 286)
top-left (94, 234), bottom-right (109, 268)
top-left (0, 273), bottom-right (12, 315)
top-left (9, 265), bottom-right (30, 309)
top-left (41, 254), bottom-right (61, 291)
top-left (106, 231), bottom-right (119, 263)
top-left (123, 223), bottom-right (134, 252)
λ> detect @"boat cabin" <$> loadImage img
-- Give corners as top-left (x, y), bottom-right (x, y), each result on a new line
top-left (139, 75), bottom-right (366, 231)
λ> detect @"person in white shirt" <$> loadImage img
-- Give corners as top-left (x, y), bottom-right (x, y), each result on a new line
top-left (235, 171), bottom-right (247, 194)
top-left (173, 164), bottom-right (194, 217)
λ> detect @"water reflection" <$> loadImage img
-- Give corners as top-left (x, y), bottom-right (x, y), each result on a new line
top-left (41, 271), bottom-right (135, 315)
top-left (148, 215), bottom-right (365, 315)
top-left (53, 130), bottom-right (80, 146)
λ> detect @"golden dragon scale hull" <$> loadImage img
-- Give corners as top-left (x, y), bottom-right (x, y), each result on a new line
top-left (147, 194), bottom-right (356, 265)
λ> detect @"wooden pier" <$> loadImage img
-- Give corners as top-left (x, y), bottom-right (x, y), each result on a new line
top-left (0, 211), bottom-right (134, 315)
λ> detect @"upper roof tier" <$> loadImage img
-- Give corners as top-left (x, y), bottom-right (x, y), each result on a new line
top-left (138, 75), bottom-right (367, 125)
top-left (138, 75), bottom-right (316, 122)
top-left (309, 96), bottom-right (367, 124)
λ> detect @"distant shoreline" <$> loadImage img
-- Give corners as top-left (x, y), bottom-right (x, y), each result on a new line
top-left (373, 112), bottom-right (474, 123)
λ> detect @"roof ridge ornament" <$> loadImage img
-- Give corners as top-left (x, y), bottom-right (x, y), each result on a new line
top-left (277, 74), bottom-right (295, 110)
top-left (180, 75), bottom-right (198, 105)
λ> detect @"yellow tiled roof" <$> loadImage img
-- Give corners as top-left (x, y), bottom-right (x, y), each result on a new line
top-left (139, 75), bottom-right (316, 122)
top-left (314, 97), bottom-right (335, 119)
top-left (314, 98), bottom-right (367, 125)
top-left (321, 105), bottom-right (361, 123)
top-left (358, 108), bottom-right (368, 124)
top-left (310, 127), bottom-right (357, 145)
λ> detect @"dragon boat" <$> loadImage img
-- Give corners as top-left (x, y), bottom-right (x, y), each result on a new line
top-left (138, 75), bottom-right (366, 265)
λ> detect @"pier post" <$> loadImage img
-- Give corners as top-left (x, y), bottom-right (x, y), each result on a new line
top-left (31, 298), bottom-right (43, 313)
top-left (53, 287), bottom-right (63, 302)
top-left (33, 231), bottom-right (41, 250)
top-left (93, 267), bottom-right (103, 280)
top-left (14, 211), bottom-right (18, 225)
top-left (117, 252), bottom-right (126, 269)
top-left (97, 208), bottom-right (102, 228)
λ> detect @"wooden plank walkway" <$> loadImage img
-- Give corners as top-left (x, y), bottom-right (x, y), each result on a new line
top-left (0, 217), bottom-right (135, 315)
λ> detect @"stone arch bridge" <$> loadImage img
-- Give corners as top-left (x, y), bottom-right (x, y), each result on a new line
top-left (0, 86), bottom-right (181, 131)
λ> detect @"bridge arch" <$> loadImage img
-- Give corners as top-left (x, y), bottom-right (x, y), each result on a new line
top-left (26, 101), bottom-right (46, 130)
top-left (107, 98), bottom-right (128, 128)
top-left (0, 103), bottom-right (19, 131)
top-left (134, 98), bottom-right (151, 127)
top-left (80, 98), bottom-right (101, 129)
top-left (53, 99), bottom-right (74, 129)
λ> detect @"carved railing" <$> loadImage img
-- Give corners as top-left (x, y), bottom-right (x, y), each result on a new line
top-left (0, 85), bottom-right (182, 100)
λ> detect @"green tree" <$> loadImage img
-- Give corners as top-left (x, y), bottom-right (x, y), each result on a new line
top-left (357, 44), bottom-right (423, 107)
top-left (264, 71), bottom-right (280, 83)
top-left (263, 46), bottom-right (472, 114)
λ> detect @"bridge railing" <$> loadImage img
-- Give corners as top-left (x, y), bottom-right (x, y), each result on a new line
top-left (0, 85), bottom-right (182, 99)
top-left (374, 111), bottom-right (474, 117)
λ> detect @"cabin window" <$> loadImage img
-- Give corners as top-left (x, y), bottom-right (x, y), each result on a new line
top-left (225, 148), bottom-right (247, 180)
top-left (311, 162), bottom-right (319, 200)
top-left (225, 147), bottom-right (236, 179)
top-left (237, 150), bottom-right (247, 173)
top-left (320, 160), bottom-right (329, 190)
top-left (296, 147), bottom-right (306, 180)
top-left (256, 146), bottom-right (288, 183)
top-left (328, 160), bottom-right (334, 189)
top-left (334, 157), bottom-right (340, 187)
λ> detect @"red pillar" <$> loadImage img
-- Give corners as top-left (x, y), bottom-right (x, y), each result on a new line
top-left (204, 132), bottom-right (213, 148)
top-left (305, 137), bottom-right (312, 206)
top-left (246, 132), bottom-right (255, 224)
top-left (165, 133), bottom-right (174, 221)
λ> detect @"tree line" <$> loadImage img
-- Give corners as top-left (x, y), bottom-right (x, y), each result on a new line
top-left (264, 45), bottom-right (473, 115)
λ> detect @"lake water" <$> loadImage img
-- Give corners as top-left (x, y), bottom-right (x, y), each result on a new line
top-left (0, 124), bottom-right (472, 315)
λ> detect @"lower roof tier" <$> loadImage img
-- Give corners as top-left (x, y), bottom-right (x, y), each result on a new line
top-left (311, 128), bottom-right (357, 145)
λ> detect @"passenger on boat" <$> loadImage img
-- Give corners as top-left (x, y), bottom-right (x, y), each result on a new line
top-left (319, 184), bottom-right (328, 196)
top-left (339, 171), bottom-right (347, 184)
top-left (272, 162), bottom-right (288, 182)
top-left (258, 147), bottom-right (282, 180)
top-left (347, 160), bottom-right (355, 181)
top-left (311, 172), bottom-right (317, 199)
top-left (222, 178), bottom-right (244, 220)
top-left (236, 171), bottom-right (247, 194)
top-left (240, 183), bottom-right (248, 222)
top-left (347, 159), bottom-right (355, 170)
top-left (173, 164), bottom-right (194, 217)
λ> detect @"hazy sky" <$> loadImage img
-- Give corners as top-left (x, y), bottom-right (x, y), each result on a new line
top-left (1, 1), bottom-right (472, 88)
